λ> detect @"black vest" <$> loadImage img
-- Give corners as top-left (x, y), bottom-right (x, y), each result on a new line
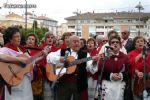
top-left (61, 48), bottom-right (88, 91)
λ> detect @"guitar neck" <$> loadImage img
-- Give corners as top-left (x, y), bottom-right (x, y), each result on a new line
top-left (69, 56), bottom-right (93, 67)
top-left (27, 51), bottom-right (44, 64)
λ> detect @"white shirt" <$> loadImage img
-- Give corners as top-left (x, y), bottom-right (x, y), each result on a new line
top-left (122, 39), bottom-right (128, 46)
top-left (47, 49), bottom-right (97, 74)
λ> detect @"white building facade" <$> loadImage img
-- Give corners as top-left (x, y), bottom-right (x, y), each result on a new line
top-left (65, 12), bottom-right (150, 39)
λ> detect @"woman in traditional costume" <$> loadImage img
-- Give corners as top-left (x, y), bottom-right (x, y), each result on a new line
top-left (98, 35), bottom-right (132, 100)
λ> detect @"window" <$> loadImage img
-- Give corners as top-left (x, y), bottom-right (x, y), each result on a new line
top-left (96, 26), bottom-right (104, 29)
top-left (87, 20), bottom-right (90, 23)
top-left (105, 26), bottom-right (113, 29)
top-left (89, 32), bottom-right (95, 37)
top-left (71, 32), bottom-right (75, 35)
top-left (68, 26), bottom-right (75, 29)
top-left (96, 32), bottom-right (104, 35)
top-left (77, 32), bottom-right (81, 37)
top-left (80, 20), bottom-right (84, 24)
top-left (136, 25), bottom-right (144, 28)
top-left (128, 20), bottom-right (132, 22)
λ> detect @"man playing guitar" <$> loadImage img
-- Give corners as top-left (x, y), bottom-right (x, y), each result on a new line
top-left (46, 35), bottom-right (98, 100)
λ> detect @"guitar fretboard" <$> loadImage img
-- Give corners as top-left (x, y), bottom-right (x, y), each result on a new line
top-left (68, 57), bottom-right (93, 67)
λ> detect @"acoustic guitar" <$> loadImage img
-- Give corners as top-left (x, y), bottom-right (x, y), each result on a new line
top-left (133, 72), bottom-right (150, 96)
top-left (46, 55), bottom-right (96, 81)
top-left (0, 46), bottom-right (50, 86)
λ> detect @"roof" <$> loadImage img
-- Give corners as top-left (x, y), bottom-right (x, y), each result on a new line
top-left (26, 12), bottom-right (33, 15)
top-left (37, 16), bottom-right (57, 22)
top-left (65, 12), bottom-right (150, 20)
top-left (6, 12), bottom-right (23, 18)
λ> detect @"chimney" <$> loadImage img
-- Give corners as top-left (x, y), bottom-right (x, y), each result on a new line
top-left (93, 10), bottom-right (95, 13)
top-left (115, 10), bottom-right (118, 15)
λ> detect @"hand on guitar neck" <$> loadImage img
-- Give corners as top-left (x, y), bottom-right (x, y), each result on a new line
top-left (47, 54), bottom-right (99, 81)
top-left (42, 45), bottom-right (51, 55)
top-left (32, 46), bottom-right (51, 63)
top-left (59, 54), bottom-right (100, 65)
top-left (133, 69), bottom-right (150, 96)
top-left (92, 54), bottom-right (105, 63)
top-left (135, 69), bottom-right (144, 79)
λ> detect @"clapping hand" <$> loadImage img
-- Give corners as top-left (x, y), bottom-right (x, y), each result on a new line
top-left (112, 73), bottom-right (121, 81)
top-left (135, 53), bottom-right (142, 62)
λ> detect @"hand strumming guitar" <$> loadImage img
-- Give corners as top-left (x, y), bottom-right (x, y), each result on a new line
top-left (59, 57), bottom-right (65, 63)
top-left (0, 54), bottom-right (28, 64)
top-left (33, 46), bottom-right (51, 63)
top-left (17, 56), bottom-right (28, 64)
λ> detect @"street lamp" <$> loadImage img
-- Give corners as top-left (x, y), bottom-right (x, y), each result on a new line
top-left (73, 9), bottom-right (80, 36)
top-left (32, 11), bottom-right (35, 34)
top-left (135, 2), bottom-right (144, 36)
top-left (25, 0), bottom-right (27, 34)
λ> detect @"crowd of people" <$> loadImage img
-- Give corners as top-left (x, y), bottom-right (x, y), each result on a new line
top-left (0, 26), bottom-right (150, 100)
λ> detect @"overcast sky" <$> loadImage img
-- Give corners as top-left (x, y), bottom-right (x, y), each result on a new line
top-left (0, 0), bottom-right (150, 25)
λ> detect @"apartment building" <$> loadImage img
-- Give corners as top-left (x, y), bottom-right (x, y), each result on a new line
top-left (0, 12), bottom-right (58, 35)
top-left (57, 23), bottom-right (68, 36)
top-left (36, 15), bottom-right (58, 35)
top-left (65, 12), bottom-right (150, 40)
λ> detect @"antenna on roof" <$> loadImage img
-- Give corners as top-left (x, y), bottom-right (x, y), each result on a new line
top-left (6, 0), bottom-right (9, 3)
top-left (73, 9), bottom-right (80, 15)
top-left (79, 11), bottom-right (81, 14)
top-left (116, 10), bottom-right (117, 13)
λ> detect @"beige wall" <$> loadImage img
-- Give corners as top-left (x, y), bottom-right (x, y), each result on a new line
top-left (82, 25), bottom-right (89, 40)
top-left (121, 25), bottom-right (129, 32)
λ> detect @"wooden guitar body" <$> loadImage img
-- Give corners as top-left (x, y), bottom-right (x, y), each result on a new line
top-left (0, 62), bottom-right (33, 86)
top-left (0, 46), bottom-right (49, 86)
top-left (0, 54), bottom-right (34, 86)
top-left (46, 56), bottom-right (76, 81)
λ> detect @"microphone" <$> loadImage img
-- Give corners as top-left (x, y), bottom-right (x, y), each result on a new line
top-left (64, 51), bottom-right (69, 59)
top-left (146, 47), bottom-right (150, 51)
top-left (64, 51), bottom-right (69, 68)
top-left (104, 46), bottom-right (114, 57)
top-left (105, 46), bottom-right (114, 50)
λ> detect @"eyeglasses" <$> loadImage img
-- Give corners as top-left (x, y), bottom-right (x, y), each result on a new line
top-left (46, 36), bottom-right (54, 39)
top-left (121, 32), bottom-right (127, 35)
top-left (111, 41), bottom-right (120, 44)
top-left (102, 40), bottom-right (108, 42)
